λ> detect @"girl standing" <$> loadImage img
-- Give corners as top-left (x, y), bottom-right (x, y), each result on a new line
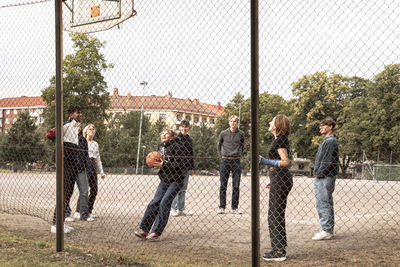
top-left (74, 124), bottom-right (105, 219)
top-left (259, 115), bottom-right (293, 261)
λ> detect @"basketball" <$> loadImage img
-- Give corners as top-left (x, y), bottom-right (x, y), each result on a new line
top-left (146, 151), bottom-right (162, 167)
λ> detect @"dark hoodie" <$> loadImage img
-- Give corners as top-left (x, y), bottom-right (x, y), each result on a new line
top-left (157, 138), bottom-right (185, 184)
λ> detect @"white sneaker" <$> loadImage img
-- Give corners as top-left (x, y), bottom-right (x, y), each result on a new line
top-left (64, 224), bottom-right (74, 231)
top-left (217, 208), bottom-right (225, 214)
top-left (180, 210), bottom-right (193, 216)
top-left (85, 216), bottom-right (95, 222)
top-left (312, 230), bottom-right (333, 241)
top-left (65, 216), bottom-right (74, 222)
top-left (89, 213), bottom-right (96, 218)
top-left (50, 224), bottom-right (72, 234)
top-left (232, 209), bottom-right (243, 215)
top-left (73, 212), bottom-right (81, 219)
top-left (170, 209), bottom-right (179, 217)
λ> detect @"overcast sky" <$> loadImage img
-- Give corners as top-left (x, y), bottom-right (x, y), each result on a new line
top-left (1, 0), bottom-right (399, 105)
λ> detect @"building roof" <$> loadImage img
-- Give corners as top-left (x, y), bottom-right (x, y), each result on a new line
top-left (110, 90), bottom-right (224, 117)
top-left (0, 96), bottom-right (46, 108)
top-left (0, 91), bottom-right (225, 116)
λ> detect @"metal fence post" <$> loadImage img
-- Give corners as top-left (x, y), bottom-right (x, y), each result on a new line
top-left (251, 0), bottom-right (260, 266)
top-left (55, 0), bottom-right (64, 252)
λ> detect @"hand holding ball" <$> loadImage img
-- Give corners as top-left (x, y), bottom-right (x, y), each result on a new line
top-left (146, 152), bottom-right (162, 167)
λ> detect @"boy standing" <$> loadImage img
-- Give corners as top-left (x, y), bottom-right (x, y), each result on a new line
top-left (170, 120), bottom-right (195, 216)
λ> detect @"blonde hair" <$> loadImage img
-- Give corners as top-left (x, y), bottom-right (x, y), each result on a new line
top-left (83, 124), bottom-right (95, 139)
top-left (229, 115), bottom-right (239, 122)
top-left (161, 128), bottom-right (177, 138)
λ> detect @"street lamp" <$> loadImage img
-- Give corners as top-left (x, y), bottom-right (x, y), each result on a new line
top-left (136, 81), bottom-right (147, 174)
top-left (141, 145), bottom-right (146, 175)
top-left (238, 100), bottom-right (242, 129)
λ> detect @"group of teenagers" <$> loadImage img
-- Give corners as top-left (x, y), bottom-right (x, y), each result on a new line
top-left (135, 114), bottom-right (339, 263)
top-left (52, 106), bottom-right (339, 263)
top-left (49, 105), bottom-right (105, 234)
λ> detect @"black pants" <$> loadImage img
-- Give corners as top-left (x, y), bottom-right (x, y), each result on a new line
top-left (76, 158), bottom-right (98, 214)
top-left (52, 145), bottom-right (78, 224)
top-left (268, 169), bottom-right (293, 250)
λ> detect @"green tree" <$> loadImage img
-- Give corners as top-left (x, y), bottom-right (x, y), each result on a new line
top-left (340, 64), bottom-right (400, 163)
top-left (0, 112), bottom-right (46, 169)
top-left (291, 72), bottom-right (369, 175)
top-left (41, 33), bottom-right (112, 139)
top-left (101, 111), bottom-right (158, 168)
top-left (190, 123), bottom-right (219, 171)
top-left (143, 119), bottom-right (167, 153)
top-left (259, 92), bottom-right (293, 157)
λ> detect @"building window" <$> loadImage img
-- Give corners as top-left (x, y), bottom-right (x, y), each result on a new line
top-left (12, 118), bottom-right (17, 124)
top-left (202, 118), bottom-right (207, 123)
top-left (194, 117), bottom-right (199, 123)
top-left (5, 118), bottom-right (9, 124)
top-left (13, 109), bottom-right (18, 114)
top-left (29, 108), bottom-right (33, 114)
top-left (38, 108), bottom-right (43, 114)
top-left (185, 115), bottom-right (191, 121)
top-left (159, 114), bottom-right (166, 121)
top-left (210, 118), bottom-right (215, 125)
top-left (176, 114), bottom-right (183, 121)
top-left (6, 110), bottom-right (10, 115)
top-left (146, 113), bottom-right (151, 120)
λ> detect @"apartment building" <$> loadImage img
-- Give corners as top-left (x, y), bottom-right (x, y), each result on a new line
top-left (108, 88), bottom-right (224, 129)
top-left (0, 96), bottom-right (46, 133)
top-left (0, 89), bottom-right (224, 132)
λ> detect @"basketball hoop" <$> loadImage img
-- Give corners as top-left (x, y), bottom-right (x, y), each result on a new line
top-left (63, 0), bottom-right (136, 33)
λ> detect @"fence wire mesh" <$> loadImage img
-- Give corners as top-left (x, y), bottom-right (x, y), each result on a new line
top-left (1, 0), bottom-right (400, 265)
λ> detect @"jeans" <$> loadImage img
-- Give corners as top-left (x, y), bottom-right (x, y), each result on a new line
top-left (268, 169), bottom-right (293, 250)
top-left (66, 170), bottom-right (89, 219)
top-left (52, 147), bottom-right (78, 224)
top-left (314, 176), bottom-right (336, 234)
top-left (75, 170), bottom-right (90, 219)
top-left (76, 158), bottom-right (98, 214)
top-left (219, 159), bottom-right (241, 210)
top-left (139, 180), bottom-right (184, 236)
top-left (171, 170), bottom-right (190, 211)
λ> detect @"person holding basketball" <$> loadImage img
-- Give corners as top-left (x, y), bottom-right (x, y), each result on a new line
top-left (259, 114), bottom-right (293, 261)
top-left (134, 128), bottom-right (185, 241)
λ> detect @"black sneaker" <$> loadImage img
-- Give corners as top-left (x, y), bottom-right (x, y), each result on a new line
top-left (262, 250), bottom-right (287, 261)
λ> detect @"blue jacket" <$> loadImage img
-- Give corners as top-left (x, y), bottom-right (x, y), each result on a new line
top-left (314, 136), bottom-right (339, 178)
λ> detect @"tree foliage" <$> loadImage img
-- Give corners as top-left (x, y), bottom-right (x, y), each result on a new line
top-left (0, 112), bottom-right (46, 165)
top-left (101, 111), bottom-right (151, 167)
top-left (290, 71), bottom-right (369, 174)
top-left (339, 64), bottom-right (400, 163)
top-left (41, 33), bottom-right (112, 139)
top-left (190, 123), bottom-right (219, 170)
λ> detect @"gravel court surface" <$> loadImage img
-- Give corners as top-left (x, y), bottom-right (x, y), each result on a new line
top-left (1, 172), bottom-right (399, 265)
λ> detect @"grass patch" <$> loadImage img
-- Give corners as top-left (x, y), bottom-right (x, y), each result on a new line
top-left (0, 225), bottom-right (238, 267)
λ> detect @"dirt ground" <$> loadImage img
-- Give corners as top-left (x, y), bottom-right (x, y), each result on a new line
top-left (1, 173), bottom-right (400, 266)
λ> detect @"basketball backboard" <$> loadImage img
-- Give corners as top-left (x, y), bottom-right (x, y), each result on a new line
top-left (63, 0), bottom-right (136, 33)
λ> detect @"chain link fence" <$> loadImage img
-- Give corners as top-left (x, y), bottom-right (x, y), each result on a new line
top-left (1, 0), bottom-right (400, 265)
